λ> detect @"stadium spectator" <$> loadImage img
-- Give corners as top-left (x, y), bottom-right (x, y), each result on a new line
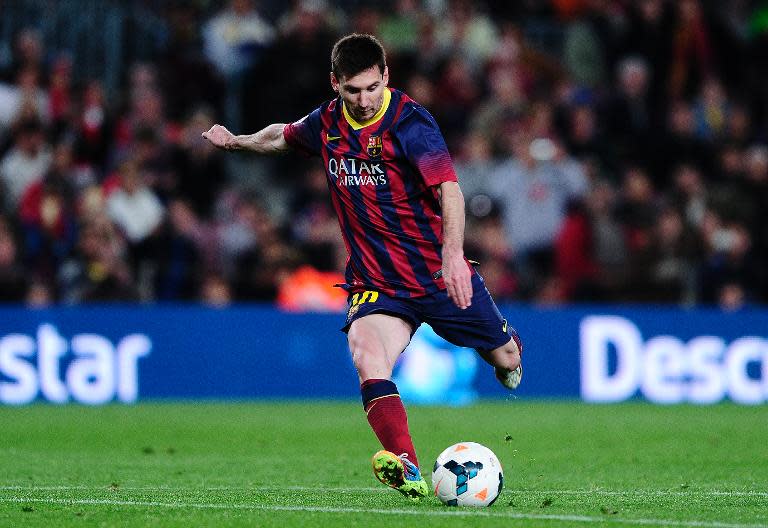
top-left (621, 0), bottom-right (673, 102)
top-left (25, 278), bottom-right (54, 307)
top-left (18, 153), bottom-right (79, 281)
top-left (653, 100), bottom-right (712, 182)
top-left (554, 200), bottom-right (600, 301)
top-left (200, 273), bottom-right (233, 307)
top-left (0, 119), bottom-right (52, 211)
top-left (156, 2), bottom-right (225, 123)
top-left (406, 15), bottom-right (444, 75)
top-left (717, 281), bottom-right (748, 311)
top-left (10, 66), bottom-right (50, 127)
top-left (453, 132), bottom-right (495, 199)
top-left (669, 0), bottom-right (714, 100)
top-left (692, 77), bottom-right (731, 141)
top-left (585, 180), bottom-right (627, 299)
top-left (601, 57), bottom-right (655, 166)
top-left (0, 216), bottom-right (27, 302)
top-left (469, 68), bottom-right (526, 149)
top-left (463, 200), bottom-right (517, 302)
top-left (217, 191), bottom-right (265, 273)
top-left (58, 216), bottom-right (138, 304)
top-left (203, 0), bottom-right (275, 130)
top-left (488, 130), bottom-right (589, 263)
top-left (0, 28), bottom-right (48, 130)
top-left (150, 198), bottom-right (203, 301)
top-left (432, 56), bottom-right (480, 145)
top-left (669, 163), bottom-right (708, 229)
top-left (377, 0), bottom-right (420, 54)
top-left (562, 2), bottom-right (612, 88)
top-left (435, 0), bottom-right (497, 67)
top-left (562, 103), bottom-right (610, 171)
top-left (106, 160), bottom-right (164, 247)
top-left (0, 28), bottom-right (45, 84)
top-left (170, 106), bottom-right (228, 220)
top-left (699, 221), bottom-right (764, 305)
top-left (626, 206), bottom-right (701, 303)
top-left (289, 166), bottom-right (346, 272)
top-left (73, 80), bottom-right (113, 173)
top-left (614, 166), bottom-right (657, 254)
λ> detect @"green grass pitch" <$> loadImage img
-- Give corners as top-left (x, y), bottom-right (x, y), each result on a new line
top-left (1, 401), bottom-right (767, 527)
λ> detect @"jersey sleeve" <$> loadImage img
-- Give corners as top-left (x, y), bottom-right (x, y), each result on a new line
top-left (283, 107), bottom-right (323, 157)
top-left (396, 105), bottom-right (458, 187)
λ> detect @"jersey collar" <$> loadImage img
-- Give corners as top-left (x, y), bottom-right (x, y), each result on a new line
top-left (342, 88), bottom-right (392, 131)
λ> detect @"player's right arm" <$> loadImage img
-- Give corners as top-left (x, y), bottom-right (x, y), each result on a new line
top-left (202, 123), bottom-right (290, 154)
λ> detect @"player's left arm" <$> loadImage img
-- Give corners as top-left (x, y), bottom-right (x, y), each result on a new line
top-left (439, 181), bottom-right (472, 310)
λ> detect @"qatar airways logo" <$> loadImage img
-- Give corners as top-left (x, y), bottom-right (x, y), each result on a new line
top-left (328, 156), bottom-right (387, 186)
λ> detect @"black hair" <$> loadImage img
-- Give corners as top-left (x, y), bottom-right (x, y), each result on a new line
top-left (331, 33), bottom-right (386, 81)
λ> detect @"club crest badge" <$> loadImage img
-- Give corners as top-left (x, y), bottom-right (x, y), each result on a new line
top-left (367, 135), bottom-right (382, 158)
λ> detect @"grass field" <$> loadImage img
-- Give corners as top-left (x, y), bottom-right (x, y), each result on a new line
top-left (0, 401), bottom-right (767, 527)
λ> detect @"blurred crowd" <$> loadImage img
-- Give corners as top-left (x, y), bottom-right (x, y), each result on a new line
top-left (0, 0), bottom-right (767, 310)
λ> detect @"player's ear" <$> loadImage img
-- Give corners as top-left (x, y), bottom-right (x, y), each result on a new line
top-left (383, 66), bottom-right (389, 86)
top-left (330, 72), bottom-right (339, 93)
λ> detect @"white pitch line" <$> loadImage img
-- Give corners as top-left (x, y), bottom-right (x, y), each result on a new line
top-left (536, 490), bottom-right (768, 498)
top-left (0, 496), bottom-right (766, 528)
top-left (1, 485), bottom-right (767, 497)
top-left (0, 485), bottom-right (385, 492)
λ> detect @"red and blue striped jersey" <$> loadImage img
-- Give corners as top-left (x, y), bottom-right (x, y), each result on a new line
top-left (283, 88), bottom-right (461, 298)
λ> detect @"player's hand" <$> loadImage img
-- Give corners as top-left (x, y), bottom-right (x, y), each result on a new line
top-left (202, 124), bottom-right (238, 150)
top-left (442, 249), bottom-right (472, 310)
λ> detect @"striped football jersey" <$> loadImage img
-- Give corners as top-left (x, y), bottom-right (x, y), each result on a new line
top-left (283, 88), bottom-right (469, 297)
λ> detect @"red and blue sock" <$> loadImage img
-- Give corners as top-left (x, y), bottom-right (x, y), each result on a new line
top-left (361, 378), bottom-right (419, 468)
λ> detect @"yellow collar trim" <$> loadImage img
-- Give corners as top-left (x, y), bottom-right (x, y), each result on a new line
top-left (342, 88), bottom-right (391, 131)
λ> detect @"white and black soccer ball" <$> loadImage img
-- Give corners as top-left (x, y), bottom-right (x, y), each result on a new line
top-left (431, 442), bottom-right (504, 507)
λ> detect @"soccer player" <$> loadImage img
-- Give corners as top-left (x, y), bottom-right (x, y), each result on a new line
top-left (203, 33), bottom-right (523, 501)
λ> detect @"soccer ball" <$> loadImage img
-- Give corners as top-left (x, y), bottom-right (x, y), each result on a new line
top-left (431, 442), bottom-right (504, 506)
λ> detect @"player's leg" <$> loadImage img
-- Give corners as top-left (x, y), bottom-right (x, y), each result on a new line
top-left (348, 313), bottom-right (412, 382)
top-left (424, 272), bottom-right (524, 389)
top-left (347, 313), bottom-right (428, 500)
top-left (477, 326), bottom-right (523, 389)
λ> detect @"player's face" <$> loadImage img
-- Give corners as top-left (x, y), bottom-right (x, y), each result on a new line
top-left (332, 66), bottom-right (389, 122)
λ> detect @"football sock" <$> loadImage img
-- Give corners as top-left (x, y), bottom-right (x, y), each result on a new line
top-left (361, 378), bottom-right (419, 468)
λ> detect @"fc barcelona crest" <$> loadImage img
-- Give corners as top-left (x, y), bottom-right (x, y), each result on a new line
top-left (367, 135), bottom-right (382, 158)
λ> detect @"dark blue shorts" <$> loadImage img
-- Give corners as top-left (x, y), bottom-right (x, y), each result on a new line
top-left (341, 272), bottom-right (515, 353)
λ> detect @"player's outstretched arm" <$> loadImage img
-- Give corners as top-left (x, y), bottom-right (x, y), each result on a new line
top-left (439, 181), bottom-right (472, 310)
top-left (202, 123), bottom-right (290, 154)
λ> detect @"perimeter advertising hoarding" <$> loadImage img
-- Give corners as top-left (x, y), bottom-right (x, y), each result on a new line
top-left (0, 306), bottom-right (766, 405)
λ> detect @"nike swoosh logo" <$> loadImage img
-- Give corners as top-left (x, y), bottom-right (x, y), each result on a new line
top-left (327, 134), bottom-right (342, 141)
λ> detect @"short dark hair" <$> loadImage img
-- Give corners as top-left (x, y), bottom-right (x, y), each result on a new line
top-left (331, 34), bottom-right (386, 81)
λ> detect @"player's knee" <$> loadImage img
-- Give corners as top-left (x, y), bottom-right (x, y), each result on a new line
top-left (489, 336), bottom-right (522, 371)
top-left (348, 327), bottom-right (389, 376)
top-left (351, 348), bottom-right (392, 380)
top-left (501, 342), bottom-right (522, 370)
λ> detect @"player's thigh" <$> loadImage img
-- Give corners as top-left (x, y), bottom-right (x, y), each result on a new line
top-left (424, 273), bottom-right (512, 353)
top-left (347, 313), bottom-right (414, 374)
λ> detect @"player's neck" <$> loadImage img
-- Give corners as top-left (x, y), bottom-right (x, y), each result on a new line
top-left (342, 88), bottom-right (392, 131)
